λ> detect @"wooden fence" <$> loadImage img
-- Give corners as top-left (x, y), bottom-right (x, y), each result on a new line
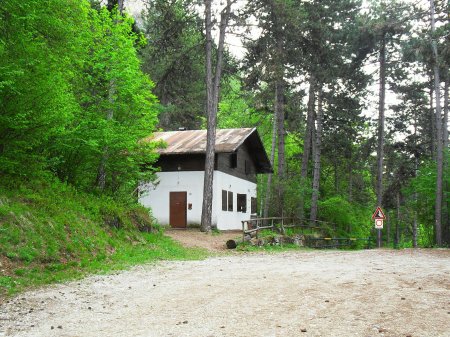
top-left (241, 217), bottom-right (373, 249)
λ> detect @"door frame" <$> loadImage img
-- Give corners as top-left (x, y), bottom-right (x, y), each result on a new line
top-left (169, 191), bottom-right (187, 228)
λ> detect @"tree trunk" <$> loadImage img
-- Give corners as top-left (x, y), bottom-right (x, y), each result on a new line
top-left (430, 0), bottom-right (443, 246)
top-left (201, 0), bottom-right (232, 232)
top-left (387, 217), bottom-right (391, 246)
top-left (413, 155), bottom-right (419, 248)
top-left (96, 4), bottom-right (124, 191)
top-left (310, 85), bottom-right (323, 223)
top-left (271, 0), bottom-right (285, 217)
top-left (348, 150), bottom-right (353, 203)
top-left (376, 33), bottom-right (386, 248)
top-left (96, 77), bottom-right (117, 190)
top-left (413, 115), bottom-right (419, 248)
top-left (443, 74), bottom-right (449, 244)
top-left (395, 192), bottom-right (400, 248)
top-left (299, 74), bottom-right (316, 220)
top-left (276, 79), bottom-right (285, 216)
top-left (430, 79), bottom-right (436, 160)
top-left (444, 76), bottom-right (449, 149)
top-left (263, 102), bottom-right (278, 220)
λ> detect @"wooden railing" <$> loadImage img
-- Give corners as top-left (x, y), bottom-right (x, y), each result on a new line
top-left (241, 217), bottom-right (328, 241)
top-left (241, 217), bottom-right (374, 249)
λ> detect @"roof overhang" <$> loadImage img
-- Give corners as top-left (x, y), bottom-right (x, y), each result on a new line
top-left (143, 128), bottom-right (273, 174)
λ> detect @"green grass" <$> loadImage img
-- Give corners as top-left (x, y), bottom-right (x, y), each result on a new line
top-left (0, 177), bottom-right (207, 297)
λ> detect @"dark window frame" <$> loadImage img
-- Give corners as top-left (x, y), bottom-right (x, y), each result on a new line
top-left (228, 191), bottom-right (233, 211)
top-left (237, 193), bottom-right (247, 213)
top-left (221, 190), bottom-right (227, 211)
top-left (230, 152), bottom-right (237, 168)
top-left (251, 197), bottom-right (257, 214)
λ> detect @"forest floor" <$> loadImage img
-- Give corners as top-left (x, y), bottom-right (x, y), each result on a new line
top-left (0, 233), bottom-right (449, 337)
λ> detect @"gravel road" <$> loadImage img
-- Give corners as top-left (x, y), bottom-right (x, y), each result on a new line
top-left (1, 249), bottom-right (449, 337)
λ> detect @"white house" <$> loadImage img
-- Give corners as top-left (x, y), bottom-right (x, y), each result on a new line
top-left (138, 128), bottom-right (272, 230)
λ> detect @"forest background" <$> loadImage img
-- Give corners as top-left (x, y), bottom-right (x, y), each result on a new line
top-left (0, 0), bottom-right (449, 264)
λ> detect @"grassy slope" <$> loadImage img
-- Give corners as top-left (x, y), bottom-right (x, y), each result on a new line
top-left (0, 178), bottom-right (207, 297)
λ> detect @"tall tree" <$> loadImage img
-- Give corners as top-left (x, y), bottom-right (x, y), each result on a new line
top-left (310, 87), bottom-right (323, 222)
top-left (201, 0), bottom-right (233, 232)
top-left (376, 30), bottom-right (386, 247)
top-left (140, 0), bottom-right (206, 130)
top-left (429, 0), bottom-right (443, 245)
top-left (360, 0), bottom-right (411, 246)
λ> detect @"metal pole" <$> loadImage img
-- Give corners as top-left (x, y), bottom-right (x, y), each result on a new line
top-left (377, 228), bottom-right (381, 248)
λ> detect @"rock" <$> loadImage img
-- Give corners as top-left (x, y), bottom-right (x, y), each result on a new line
top-left (57, 325), bottom-right (62, 329)
top-left (301, 328), bottom-right (307, 332)
top-left (226, 240), bottom-right (237, 249)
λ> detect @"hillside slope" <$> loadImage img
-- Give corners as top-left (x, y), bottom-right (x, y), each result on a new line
top-left (0, 178), bottom-right (205, 297)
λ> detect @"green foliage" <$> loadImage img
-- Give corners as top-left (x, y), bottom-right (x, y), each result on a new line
top-left (140, 0), bottom-right (205, 130)
top-left (318, 196), bottom-right (372, 238)
top-left (218, 78), bottom-right (263, 129)
top-left (0, 0), bottom-right (89, 174)
top-left (0, 177), bottom-right (207, 296)
top-left (0, 0), bottom-right (159, 197)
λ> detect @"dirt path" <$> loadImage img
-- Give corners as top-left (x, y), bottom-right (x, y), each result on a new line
top-left (165, 229), bottom-right (241, 252)
top-left (1, 248), bottom-right (449, 337)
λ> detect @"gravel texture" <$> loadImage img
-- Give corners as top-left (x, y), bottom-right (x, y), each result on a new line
top-left (0, 248), bottom-right (449, 337)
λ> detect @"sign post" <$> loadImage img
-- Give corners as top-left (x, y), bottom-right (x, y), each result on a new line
top-left (372, 207), bottom-right (386, 248)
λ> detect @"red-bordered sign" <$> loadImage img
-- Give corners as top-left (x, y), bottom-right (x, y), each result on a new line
top-left (372, 206), bottom-right (386, 220)
top-left (375, 218), bottom-right (384, 229)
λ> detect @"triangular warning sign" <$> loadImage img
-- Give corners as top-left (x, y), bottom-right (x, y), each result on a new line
top-left (372, 206), bottom-right (386, 219)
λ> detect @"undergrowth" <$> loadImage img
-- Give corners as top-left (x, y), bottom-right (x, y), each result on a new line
top-left (0, 177), bottom-right (207, 297)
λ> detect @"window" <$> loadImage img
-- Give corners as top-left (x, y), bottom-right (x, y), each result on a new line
top-left (222, 190), bottom-right (233, 212)
top-left (222, 190), bottom-right (227, 211)
top-left (237, 193), bottom-right (247, 213)
top-left (230, 152), bottom-right (237, 168)
top-left (251, 197), bottom-right (257, 214)
top-left (228, 191), bottom-right (233, 211)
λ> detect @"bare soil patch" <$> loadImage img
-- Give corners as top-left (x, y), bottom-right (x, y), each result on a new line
top-left (165, 228), bottom-right (241, 252)
top-left (1, 249), bottom-right (449, 337)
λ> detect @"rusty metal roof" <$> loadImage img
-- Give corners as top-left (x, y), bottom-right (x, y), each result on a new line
top-left (142, 128), bottom-right (273, 173)
top-left (144, 128), bottom-right (253, 154)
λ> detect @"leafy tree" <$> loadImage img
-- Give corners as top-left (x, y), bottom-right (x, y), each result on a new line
top-left (140, 0), bottom-right (206, 130)
top-left (201, 0), bottom-right (234, 232)
top-left (0, 0), bottom-right (159, 198)
top-left (0, 0), bottom-right (89, 175)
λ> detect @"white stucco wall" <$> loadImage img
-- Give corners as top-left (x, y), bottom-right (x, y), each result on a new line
top-left (213, 171), bottom-right (256, 230)
top-left (138, 170), bottom-right (256, 230)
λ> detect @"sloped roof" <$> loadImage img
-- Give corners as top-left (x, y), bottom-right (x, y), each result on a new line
top-left (143, 128), bottom-right (273, 173)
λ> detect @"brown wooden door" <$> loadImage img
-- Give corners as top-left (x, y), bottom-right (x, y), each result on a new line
top-left (170, 192), bottom-right (187, 228)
